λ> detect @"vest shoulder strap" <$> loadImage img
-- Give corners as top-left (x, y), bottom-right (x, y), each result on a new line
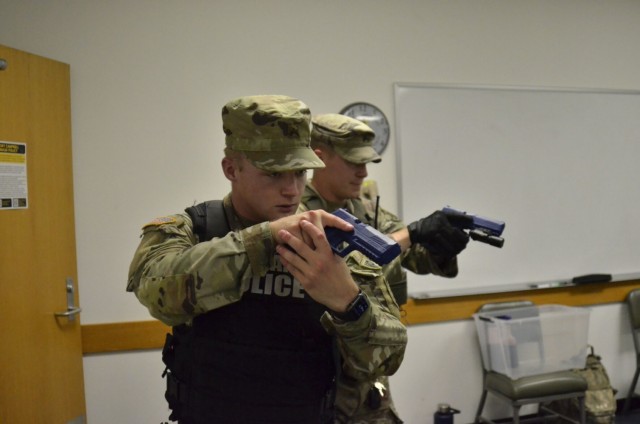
top-left (184, 200), bottom-right (230, 242)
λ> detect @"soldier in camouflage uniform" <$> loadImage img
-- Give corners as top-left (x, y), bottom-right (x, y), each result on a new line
top-left (127, 96), bottom-right (407, 424)
top-left (299, 113), bottom-right (471, 423)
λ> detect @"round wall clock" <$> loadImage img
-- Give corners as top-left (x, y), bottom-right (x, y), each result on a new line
top-left (340, 102), bottom-right (391, 155)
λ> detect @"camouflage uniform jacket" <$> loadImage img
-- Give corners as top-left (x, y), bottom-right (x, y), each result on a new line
top-left (299, 181), bottom-right (459, 424)
top-left (127, 194), bottom-right (407, 391)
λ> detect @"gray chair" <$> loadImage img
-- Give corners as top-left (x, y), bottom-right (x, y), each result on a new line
top-left (474, 301), bottom-right (588, 424)
top-left (622, 288), bottom-right (640, 414)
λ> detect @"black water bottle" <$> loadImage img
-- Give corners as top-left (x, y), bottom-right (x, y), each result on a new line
top-left (434, 403), bottom-right (460, 424)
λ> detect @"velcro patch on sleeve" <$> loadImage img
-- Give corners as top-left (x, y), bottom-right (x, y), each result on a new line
top-left (142, 216), bottom-right (177, 229)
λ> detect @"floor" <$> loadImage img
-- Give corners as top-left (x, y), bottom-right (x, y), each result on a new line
top-left (472, 404), bottom-right (639, 424)
top-left (616, 408), bottom-right (640, 424)
top-left (616, 397), bottom-right (640, 424)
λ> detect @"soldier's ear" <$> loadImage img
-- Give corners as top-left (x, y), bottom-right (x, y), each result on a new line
top-left (314, 148), bottom-right (326, 162)
top-left (221, 156), bottom-right (238, 181)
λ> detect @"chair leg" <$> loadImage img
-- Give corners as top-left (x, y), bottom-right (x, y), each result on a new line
top-left (623, 366), bottom-right (640, 414)
top-left (474, 389), bottom-right (488, 423)
top-left (578, 395), bottom-right (586, 424)
top-left (512, 404), bottom-right (521, 424)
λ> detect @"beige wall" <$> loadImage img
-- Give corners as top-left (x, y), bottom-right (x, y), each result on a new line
top-left (1, 1), bottom-right (639, 422)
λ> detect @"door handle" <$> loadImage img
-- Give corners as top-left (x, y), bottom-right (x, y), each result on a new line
top-left (54, 277), bottom-right (82, 321)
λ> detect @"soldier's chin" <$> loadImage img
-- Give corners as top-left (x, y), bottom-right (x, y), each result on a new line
top-left (348, 189), bottom-right (361, 199)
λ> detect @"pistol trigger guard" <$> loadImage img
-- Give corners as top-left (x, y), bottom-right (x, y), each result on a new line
top-left (331, 242), bottom-right (356, 257)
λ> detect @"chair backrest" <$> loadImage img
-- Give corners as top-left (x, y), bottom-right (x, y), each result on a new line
top-left (476, 300), bottom-right (545, 375)
top-left (626, 289), bottom-right (640, 354)
top-left (478, 301), bottom-right (540, 345)
top-left (477, 300), bottom-right (535, 314)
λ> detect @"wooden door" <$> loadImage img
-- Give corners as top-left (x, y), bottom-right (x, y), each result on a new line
top-left (0, 45), bottom-right (86, 423)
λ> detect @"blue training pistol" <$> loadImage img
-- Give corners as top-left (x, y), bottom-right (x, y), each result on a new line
top-left (442, 206), bottom-right (506, 248)
top-left (325, 208), bottom-right (401, 265)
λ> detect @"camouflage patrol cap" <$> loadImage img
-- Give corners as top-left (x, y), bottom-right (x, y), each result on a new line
top-left (222, 95), bottom-right (325, 172)
top-left (311, 113), bottom-right (382, 164)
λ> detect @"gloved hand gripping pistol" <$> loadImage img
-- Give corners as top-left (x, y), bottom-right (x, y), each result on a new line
top-left (441, 206), bottom-right (505, 248)
top-left (324, 208), bottom-right (401, 265)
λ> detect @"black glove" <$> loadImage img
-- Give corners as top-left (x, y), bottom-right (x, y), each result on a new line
top-left (407, 210), bottom-right (471, 258)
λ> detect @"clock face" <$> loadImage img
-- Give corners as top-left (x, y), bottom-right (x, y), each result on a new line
top-left (340, 102), bottom-right (390, 155)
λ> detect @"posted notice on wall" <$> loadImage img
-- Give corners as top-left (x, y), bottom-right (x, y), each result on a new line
top-left (0, 141), bottom-right (28, 210)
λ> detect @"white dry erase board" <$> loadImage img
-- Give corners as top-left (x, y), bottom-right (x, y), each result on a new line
top-left (393, 83), bottom-right (640, 298)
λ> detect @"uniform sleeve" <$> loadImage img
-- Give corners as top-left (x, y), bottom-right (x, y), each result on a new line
top-left (374, 206), bottom-right (459, 278)
top-left (127, 213), bottom-right (275, 326)
top-left (321, 252), bottom-right (407, 381)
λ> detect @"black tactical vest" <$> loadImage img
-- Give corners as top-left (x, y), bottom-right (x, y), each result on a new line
top-left (169, 201), bottom-right (335, 424)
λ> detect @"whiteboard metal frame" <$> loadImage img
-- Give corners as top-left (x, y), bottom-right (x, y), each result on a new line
top-left (393, 82), bottom-right (640, 298)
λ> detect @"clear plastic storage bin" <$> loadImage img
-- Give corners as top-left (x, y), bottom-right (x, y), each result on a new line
top-left (473, 304), bottom-right (590, 379)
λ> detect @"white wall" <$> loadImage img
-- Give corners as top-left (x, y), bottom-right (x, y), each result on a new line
top-left (1, 1), bottom-right (638, 423)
